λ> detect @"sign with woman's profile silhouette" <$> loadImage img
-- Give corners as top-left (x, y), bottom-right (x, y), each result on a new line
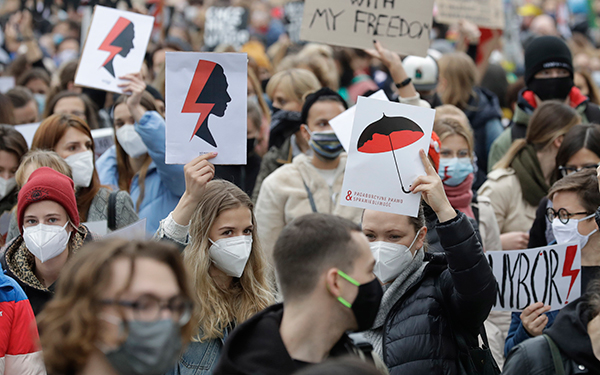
top-left (75, 6), bottom-right (154, 93)
top-left (165, 52), bottom-right (247, 165)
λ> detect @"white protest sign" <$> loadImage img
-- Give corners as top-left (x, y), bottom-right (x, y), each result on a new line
top-left (165, 52), bottom-right (247, 165)
top-left (330, 90), bottom-right (388, 152)
top-left (341, 97), bottom-right (434, 217)
top-left (14, 122), bottom-right (41, 147)
top-left (204, 7), bottom-right (250, 50)
top-left (300, 0), bottom-right (434, 57)
top-left (284, 1), bottom-right (305, 43)
top-left (0, 76), bottom-right (15, 94)
top-left (435, 0), bottom-right (505, 30)
top-left (84, 220), bottom-right (108, 236)
top-left (91, 127), bottom-right (115, 159)
top-left (75, 6), bottom-right (154, 93)
top-left (0, 212), bottom-right (11, 236)
top-left (487, 243), bottom-right (581, 312)
top-left (105, 218), bottom-right (148, 240)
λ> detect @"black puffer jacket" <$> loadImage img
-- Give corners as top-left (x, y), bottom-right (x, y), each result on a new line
top-left (502, 294), bottom-right (600, 375)
top-left (383, 212), bottom-right (497, 375)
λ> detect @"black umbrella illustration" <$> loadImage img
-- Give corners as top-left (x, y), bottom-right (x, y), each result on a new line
top-left (357, 114), bottom-right (424, 194)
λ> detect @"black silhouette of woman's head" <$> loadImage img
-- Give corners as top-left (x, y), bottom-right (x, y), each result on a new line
top-left (196, 63), bottom-right (231, 116)
top-left (193, 62), bottom-right (232, 147)
top-left (114, 22), bottom-right (135, 57)
top-left (101, 18), bottom-right (135, 78)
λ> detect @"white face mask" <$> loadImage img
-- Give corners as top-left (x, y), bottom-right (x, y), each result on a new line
top-left (23, 222), bottom-right (71, 263)
top-left (0, 176), bottom-right (17, 200)
top-left (208, 235), bottom-right (253, 278)
top-left (64, 150), bottom-right (94, 188)
top-left (370, 228), bottom-right (422, 284)
top-left (116, 125), bottom-right (148, 158)
top-left (552, 214), bottom-right (598, 250)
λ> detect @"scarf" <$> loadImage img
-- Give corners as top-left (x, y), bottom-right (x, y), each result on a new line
top-left (510, 144), bottom-right (550, 207)
top-left (364, 248), bottom-right (427, 357)
top-left (444, 173), bottom-right (475, 219)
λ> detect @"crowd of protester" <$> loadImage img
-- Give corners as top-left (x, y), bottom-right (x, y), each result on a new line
top-left (2, 0), bottom-right (600, 374)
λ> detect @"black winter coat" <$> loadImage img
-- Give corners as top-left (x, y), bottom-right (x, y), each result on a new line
top-left (502, 294), bottom-right (600, 375)
top-left (383, 212), bottom-right (497, 375)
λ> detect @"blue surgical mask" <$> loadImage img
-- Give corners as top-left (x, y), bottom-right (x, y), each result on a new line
top-left (439, 157), bottom-right (474, 186)
top-left (33, 93), bottom-right (46, 115)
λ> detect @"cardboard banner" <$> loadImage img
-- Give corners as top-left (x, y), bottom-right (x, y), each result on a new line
top-left (14, 122), bottom-right (41, 147)
top-left (488, 243), bottom-right (582, 312)
top-left (330, 90), bottom-right (388, 152)
top-left (105, 218), bottom-right (148, 240)
top-left (91, 127), bottom-right (115, 159)
top-left (340, 97), bottom-right (435, 217)
top-left (434, 0), bottom-right (505, 30)
top-left (203, 7), bottom-right (250, 50)
top-left (75, 6), bottom-right (154, 93)
top-left (0, 76), bottom-right (15, 94)
top-left (165, 52), bottom-right (247, 165)
top-left (300, 0), bottom-right (434, 57)
top-left (284, 1), bottom-right (305, 43)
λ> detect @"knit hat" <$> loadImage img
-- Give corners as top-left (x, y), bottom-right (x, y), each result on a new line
top-left (301, 88), bottom-right (348, 125)
top-left (18, 167), bottom-right (79, 233)
top-left (524, 36), bottom-right (573, 84)
top-left (429, 131), bottom-right (441, 172)
top-left (402, 54), bottom-right (439, 91)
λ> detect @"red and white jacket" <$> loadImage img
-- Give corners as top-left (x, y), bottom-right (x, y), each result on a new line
top-left (0, 270), bottom-right (45, 375)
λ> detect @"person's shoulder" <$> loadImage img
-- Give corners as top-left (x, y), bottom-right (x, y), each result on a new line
top-left (504, 335), bottom-right (553, 374)
top-left (485, 168), bottom-right (517, 181)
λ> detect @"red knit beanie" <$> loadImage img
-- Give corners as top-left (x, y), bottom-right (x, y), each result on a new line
top-left (428, 131), bottom-right (441, 172)
top-left (17, 167), bottom-right (80, 234)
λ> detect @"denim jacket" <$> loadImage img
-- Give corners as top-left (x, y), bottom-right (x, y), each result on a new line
top-left (166, 329), bottom-right (230, 375)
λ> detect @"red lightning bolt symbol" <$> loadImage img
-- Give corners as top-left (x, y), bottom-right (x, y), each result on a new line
top-left (99, 17), bottom-right (131, 68)
top-left (442, 165), bottom-right (452, 182)
top-left (182, 60), bottom-right (217, 141)
top-left (562, 245), bottom-right (580, 304)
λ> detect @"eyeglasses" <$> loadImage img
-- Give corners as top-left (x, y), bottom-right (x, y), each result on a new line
top-left (546, 207), bottom-right (590, 225)
top-left (101, 295), bottom-right (193, 326)
top-left (558, 164), bottom-right (599, 177)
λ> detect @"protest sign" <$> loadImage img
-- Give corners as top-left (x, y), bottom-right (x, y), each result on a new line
top-left (0, 76), bottom-right (15, 94)
top-left (91, 127), bottom-right (115, 159)
top-left (330, 90), bottom-right (388, 152)
top-left (84, 220), bottom-right (108, 236)
top-left (75, 6), bottom-right (154, 93)
top-left (487, 243), bottom-right (581, 312)
top-left (165, 52), bottom-right (247, 165)
top-left (300, 0), bottom-right (434, 57)
top-left (341, 97), bottom-right (434, 217)
top-left (105, 218), bottom-right (148, 240)
top-left (284, 1), bottom-right (305, 43)
top-left (204, 7), bottom-right (250, 50)
top-left (435, 0), bottom-right (505, 30)
top-left (14, 122), bottom-right (41, 147)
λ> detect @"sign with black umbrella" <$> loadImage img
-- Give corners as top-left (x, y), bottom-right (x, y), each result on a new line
top-left (341, 97), bottom-right (434, 217)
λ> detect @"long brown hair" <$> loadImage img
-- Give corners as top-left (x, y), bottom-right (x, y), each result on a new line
top-left (112, 92), bottom-right (156, 211)
top-left (31, 114), bottom-right (100, 222)
top-left (494, 101), bottom-right (581, 170)
top-left (38, 239), bottom-right (196, 375)
top-left (184, 180), bottom-right (274, 341)
top-left (438, 52), bottom-right (477, 109)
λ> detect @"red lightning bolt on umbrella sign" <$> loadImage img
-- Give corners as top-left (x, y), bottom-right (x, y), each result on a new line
top-left (99, 17), bottom-right (132, 69)
top-left (182, 60), bottom-right (217, 141)
top-left (562, 245), bottom-right (580, 304)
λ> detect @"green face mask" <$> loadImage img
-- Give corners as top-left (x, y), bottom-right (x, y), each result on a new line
top-left (335, 270), bottom-right (384, 332)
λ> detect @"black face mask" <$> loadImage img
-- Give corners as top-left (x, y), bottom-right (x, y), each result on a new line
top-left (528, 77), bottom-right (574, 102)
top-left (337, 271), bottom-right (383, 332)
top-left (271, 106), bottom-right (281, 116)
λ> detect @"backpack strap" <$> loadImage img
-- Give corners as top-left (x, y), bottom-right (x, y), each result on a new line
top-left (107, 191), bottom-right (118, 231)
top-left (543, 334), bottom-right (565, 375)
top-left (302, 180), bottom-right (318, 213)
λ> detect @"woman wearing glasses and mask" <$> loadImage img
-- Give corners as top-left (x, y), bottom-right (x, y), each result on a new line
top-left (0, 167), bottom-right (94, 315)
top-left (154, 153), bottom-right (275, 374)
top-left (37, 239), bottom-right (195, 375)
top-left (505, 169), bottom-right (600, 355)
top-left (528, 124), bottom-right (600, 249)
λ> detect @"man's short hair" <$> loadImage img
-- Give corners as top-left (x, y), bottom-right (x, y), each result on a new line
top-left (273, 213), bottom-right (362, 300)
top-left (548, 169), bottom-right (600, 215)
top-left (6, 87), bottom-right (35, 109)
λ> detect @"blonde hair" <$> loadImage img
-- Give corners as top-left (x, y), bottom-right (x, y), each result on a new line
top-left (434, 105), bottom-right (475, 158)
top-left (494, 101), bottom-right (581, 170)
top-left (438, 52), bottom-right (477, 109)
top-left (184, 180), bottom-right (274, 341)
top-left (16, 149), bottom-right (72, 187)
top-left (266, 68), bottom-right (321, 106)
